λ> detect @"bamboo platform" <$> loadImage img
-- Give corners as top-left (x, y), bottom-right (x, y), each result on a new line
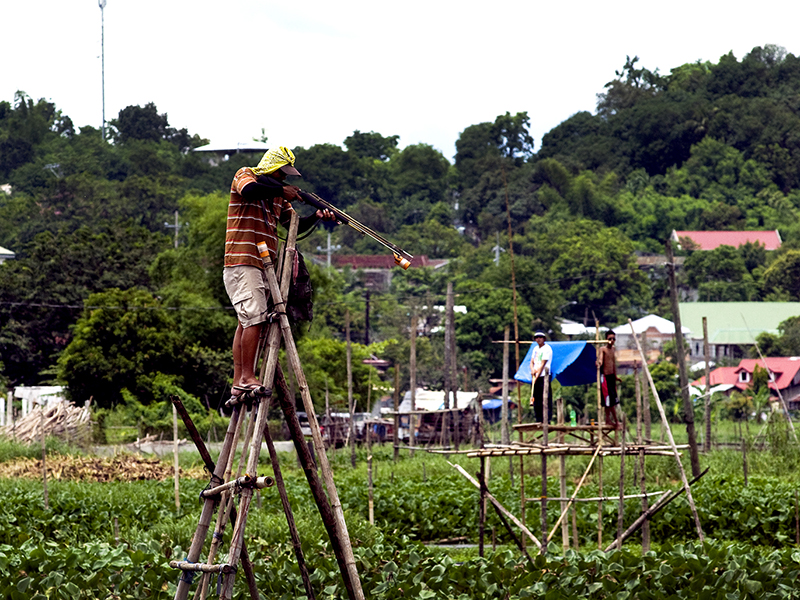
top-left (466, 442), bottom-right (687, 458)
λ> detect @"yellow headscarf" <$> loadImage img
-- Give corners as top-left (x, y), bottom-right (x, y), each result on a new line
top-left (251, 146), bottom-right (296, 176)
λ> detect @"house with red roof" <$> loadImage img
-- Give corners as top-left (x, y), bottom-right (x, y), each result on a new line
top-left (671, 230), bottom-right (782, 251)
top-left (311, 254), bottom-right (449, 290)
top-left (693, 357), bottom-right (800, 409)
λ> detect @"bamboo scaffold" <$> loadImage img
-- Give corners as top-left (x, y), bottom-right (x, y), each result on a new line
top-left (170, 214), bottom-right (364, 600)
top-left (460, 323), bottom-right (706, 557)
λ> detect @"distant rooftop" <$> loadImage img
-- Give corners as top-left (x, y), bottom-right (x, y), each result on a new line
top-left (327, 255), bottom-right (448, 270)
top-left (0, 245), bottom-right (15, 264)
top-left (193, 141), bottom-right (270, 153)
top-left (680, 302), bottom-right (800, 344)
top-left (671, 230), bottom-right (782, 251)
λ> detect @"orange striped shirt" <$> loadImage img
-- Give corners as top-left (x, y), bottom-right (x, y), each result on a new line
top-left (224, 167), bottom-right (295, 268)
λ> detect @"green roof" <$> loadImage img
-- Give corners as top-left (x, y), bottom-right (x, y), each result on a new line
top-left (679, 302), bottom-right (800, 344)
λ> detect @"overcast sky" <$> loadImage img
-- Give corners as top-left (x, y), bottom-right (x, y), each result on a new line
top-left (2, 1), bottom-right (798, 162)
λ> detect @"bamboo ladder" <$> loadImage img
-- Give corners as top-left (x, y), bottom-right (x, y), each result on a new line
top-left (170, 214), bottom-right (364, 600)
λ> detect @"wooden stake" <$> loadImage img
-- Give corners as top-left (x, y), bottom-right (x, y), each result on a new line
top-left (665, 240), bottom-right (702, 477)
top-left (346, 309), bottom-right (355, 468)
top-left (742, 438), bottom-right (748, 486)
top-left (479, 457), bottom-right (486, 557)
top-left (703, 317), bottom-right (712, 452)
top-left (173, 403), bottom-right (180, 510)
top-left (617, 414), bottom-right (626, 545)
top-left (409, 313), bottom-right (417, 456)
top-left (40, 402), bottom-right (48, 510)
top-left (368, 455), bottom-right (374, 525)
top-left (393, 366), bottom-right (400, 462)
top-left (629, 318), bottom-right (704, 544)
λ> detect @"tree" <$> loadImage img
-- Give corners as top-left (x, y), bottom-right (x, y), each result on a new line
top-left (57, 288), bottom-right (184, 407)
top-left (762, 250), bottom-right (800, 299)
top-left (545, 224), bottom-right (651, 323)
top-left (597, 56), bottom-right (665, 118)
top-left (113, 103), bottom-right (170, 143)
top-left (455, 283), bottom-right (534, 381)
top-left (344, 130), bottom-right (399, 161)
top-left (682, 245), bottom-right (757, 301)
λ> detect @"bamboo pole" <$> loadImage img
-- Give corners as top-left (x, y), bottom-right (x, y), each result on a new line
top-left (742, 438), bottom-right (749, 486)
top-left (540, 378), bottom-right (549, 554)
top-left (616, 414), bottom-right (626, 545)
top-left (557, 396), bottom-right (568, 551)
top-left (635, 365), bottom-right (650, 552)
top-left (409, 313), bottom-right (417, 456)
top-left (274, 365), bottom-right (358, 600)
top-left (449, 461), bottom-right (542, 550)
top-left (40, 402), bottom-right (48, 510)
top-left (173, 403), bottom-right (180, 510)
top-left (170, 398), bottom-right (259, 600)
top-left (479, 457), bottom-right (487, 557)
top-left (197, 404), bottom-right (253, 600)
top-left (263, 247), bottom-right (364, 599)
top-left (703, 317), bottom-right (712, 452)
top-left (221, 230), bottom-right (297, 599)
top-left (368, 454), bottom-right (374, 525)
top-left (258, 422), bottom-right (316, 599)
top-left (393, 366), bottom-right (400, 462)
top-left (595, 318), bottom-right (603, 549)
top-left (346, 309), bottom-right (355, 468)
top-left (665, 240), bottom-right (702, 477)
top-left (174, 405), bottom-right (246, 600)
top-left (605, 468), bottom-right (708, 552)
top-left (629, 318), bottom-right (704, 543)
top-left (546, 444), bottom-right (602, 543)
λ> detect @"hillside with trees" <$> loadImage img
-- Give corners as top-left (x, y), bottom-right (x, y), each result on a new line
top-left (2, 45), bottom-right (800, 418)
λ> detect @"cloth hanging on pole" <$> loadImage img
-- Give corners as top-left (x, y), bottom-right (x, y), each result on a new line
top-left (514, 341), bottom-right (597, 387)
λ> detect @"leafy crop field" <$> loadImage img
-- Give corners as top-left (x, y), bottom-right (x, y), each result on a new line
top-left (3, 440), bottom-right (800, 599)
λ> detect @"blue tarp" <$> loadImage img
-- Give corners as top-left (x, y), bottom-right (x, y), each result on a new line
top-left (514, 341), bottom-right (597, 387)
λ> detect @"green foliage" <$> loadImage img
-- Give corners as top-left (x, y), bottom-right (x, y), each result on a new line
top-left (57, 288), bottom-right (184, 408)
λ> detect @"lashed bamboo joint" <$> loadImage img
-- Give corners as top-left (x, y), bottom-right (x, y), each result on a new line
top-left (224, 386), bottom-right (272, 408)
top-left (169, 561), bottom-right (237, 574)
top-left (200, 475), bottom-right (275, 499)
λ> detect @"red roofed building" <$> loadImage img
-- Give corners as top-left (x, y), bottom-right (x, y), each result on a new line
top-left (671, 230), bottom-right (782, 251)
top-left (693, 357), bottom-right (800, 408)
top-left (310, 254), bottom-right (449, 289)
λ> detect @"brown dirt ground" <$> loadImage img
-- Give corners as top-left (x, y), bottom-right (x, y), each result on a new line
top-left (0, 454), bottom-right (207, 482)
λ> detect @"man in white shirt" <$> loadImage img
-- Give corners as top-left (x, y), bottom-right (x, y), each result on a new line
top-left (530, 330), bottom-right (553, 423)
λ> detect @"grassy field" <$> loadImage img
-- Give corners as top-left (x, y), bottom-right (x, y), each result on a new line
top-left (3, 416), bottom-right (800, 598)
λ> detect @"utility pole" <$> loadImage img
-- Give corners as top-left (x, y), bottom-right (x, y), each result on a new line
top-left (317, 230), bottom-right (340, 267)
top-left (364, 290), bottom-right (370, 346)
top-left (665, 240), bottom-right (701, 477)
top-left (98, 0), bottom-right (107, 140)
top-left (165, 210), bottom-right (181, 249)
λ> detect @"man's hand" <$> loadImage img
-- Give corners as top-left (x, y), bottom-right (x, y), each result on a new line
top-left (316, 208), bottom-right (337, 221)
top-left (282, 185), bottom-right (302, 201)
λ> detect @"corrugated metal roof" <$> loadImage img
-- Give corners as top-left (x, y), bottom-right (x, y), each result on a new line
top-left (679, 302), bottom-right (800, 344)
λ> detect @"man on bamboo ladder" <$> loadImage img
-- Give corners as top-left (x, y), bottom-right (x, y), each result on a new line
top-left (596, 330), bottom-right (620, 430)
top-left (222, 146), bottom-right (335, 398)
top-left (530, 330), bottom-right (553, 423)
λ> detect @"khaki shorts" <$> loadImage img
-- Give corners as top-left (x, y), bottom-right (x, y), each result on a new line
top-left (223, 266), bottom-right (270, 328)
